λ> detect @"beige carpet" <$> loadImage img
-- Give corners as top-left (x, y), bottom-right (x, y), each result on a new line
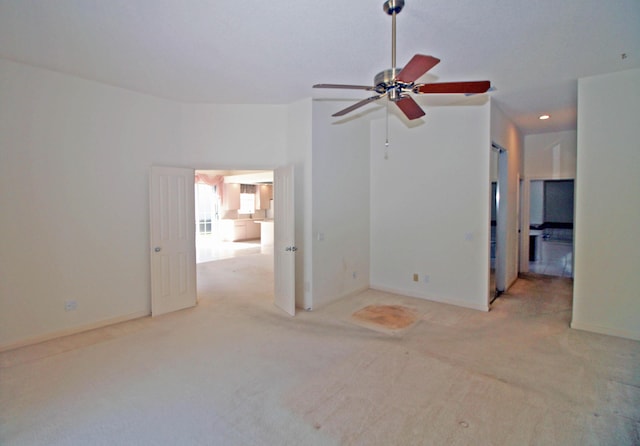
top-left (1, 254), bottom-right (639, 445)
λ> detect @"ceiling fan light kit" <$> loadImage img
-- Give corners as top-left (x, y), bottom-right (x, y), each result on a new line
top-left (313, 0), bottom-right (491, 120)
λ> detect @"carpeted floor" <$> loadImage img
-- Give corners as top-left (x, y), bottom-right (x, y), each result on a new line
top-left (1, 254), bottom-right (639, 445)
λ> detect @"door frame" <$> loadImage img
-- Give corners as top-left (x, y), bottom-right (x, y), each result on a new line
top-left (520, 175), bottom-right (576, 274)
top-left (186, 166), bottom-right (296, 314)
top-left (489, 142), bottom-right (509, 304)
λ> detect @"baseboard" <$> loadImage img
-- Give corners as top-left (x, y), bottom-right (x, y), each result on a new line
top-left (570, 321), bottom-right (640, 341)
top-left (0, 310), bottom-right (150, 353)
top-left (370, 284), bottom-right (489, 312)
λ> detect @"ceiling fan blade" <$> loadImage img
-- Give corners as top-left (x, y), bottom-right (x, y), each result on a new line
top-left (313, 84), bottom-right (376, 91)
top-left (395, 96), bottom-right (425, 120)
top-left (396, 54), bottom-right (440, 83)
top-left (465, 86), bottom-right (496, 96)
top-left (416, 80), bottom-right (491, 94)
top-left (332, 94), bottom-right (384, 117)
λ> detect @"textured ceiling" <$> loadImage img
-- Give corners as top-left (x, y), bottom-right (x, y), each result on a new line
top-left (0, 0), bottom-right (638, 134)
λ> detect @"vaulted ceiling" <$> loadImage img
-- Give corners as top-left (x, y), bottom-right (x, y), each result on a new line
top-left (1, 0), bottom-right (638, 134)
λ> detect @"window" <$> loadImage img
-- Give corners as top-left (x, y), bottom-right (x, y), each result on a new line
top-left (239, 184), bottom-right (256, 214)
top-left (195, 183), bottom-right (216, 234)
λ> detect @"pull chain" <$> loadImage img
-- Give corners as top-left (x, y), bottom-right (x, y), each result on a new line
top-left (384, 102), bottom-right (390, 159)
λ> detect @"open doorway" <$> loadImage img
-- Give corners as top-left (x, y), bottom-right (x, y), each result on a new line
top-left (194, 169), bottom-right (275, 301)
top-left (489, 149), bottom-right (498, 301)
top-left (194, 170), bottom-right (274, 263)
top-left (489, 143), bottom-right (508, 305)
top-left (527, 178), bottom-right (574, 277)
top-left (150, 166), bottom-right (296, 317)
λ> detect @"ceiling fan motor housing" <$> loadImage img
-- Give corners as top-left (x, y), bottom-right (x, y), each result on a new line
top-left (374, 68), bottom-right (411, 101)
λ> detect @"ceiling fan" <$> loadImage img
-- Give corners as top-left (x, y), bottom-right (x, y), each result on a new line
top-left (313, 0), bottom-right (491, 120)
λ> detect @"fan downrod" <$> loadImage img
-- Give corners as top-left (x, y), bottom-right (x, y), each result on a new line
top-left (383, 0), bottom-right (404, 15)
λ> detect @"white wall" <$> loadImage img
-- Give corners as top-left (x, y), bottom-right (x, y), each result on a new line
top-left (178, 103), bottom-right (287, 168)
top-left (310, 101), bottom-right (371, 308)
top-left (529, 181), bottom-right (544, 225)
top-left (370, 103), bottom-right (491, 311)
top-left (524, 130), bottom-right (577, 179)
top-left (572, 68), bottom-right (640, 341)
top-left (0, 60), bottom-right (289, 349)
top-left (490, 103), bottom-right (524, 290)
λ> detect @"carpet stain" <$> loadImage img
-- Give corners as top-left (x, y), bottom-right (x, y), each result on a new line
top-left (351, 305), bottom-right (418, 330)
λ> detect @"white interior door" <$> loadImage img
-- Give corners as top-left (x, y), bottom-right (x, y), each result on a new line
top-left (274, 165), bottom-right (296, 316)
top-left (496, 149), bottom-right (509, 293)
top-left (149, 166), bottom-right (197, 316)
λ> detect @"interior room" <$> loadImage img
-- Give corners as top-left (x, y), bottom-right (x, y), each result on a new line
top-left (527, 178), bottom-right (574, 277)
top-left (1, 1), bottom-right (639, 444)
top-left (194, 170), bottom-right (274, 263)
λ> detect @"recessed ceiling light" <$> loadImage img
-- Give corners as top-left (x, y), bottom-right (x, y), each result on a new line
top-left (539, 114), bottom-right (550, 120)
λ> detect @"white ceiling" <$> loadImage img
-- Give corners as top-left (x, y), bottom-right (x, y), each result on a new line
top-left (1, 0), bottom-right (638, 134)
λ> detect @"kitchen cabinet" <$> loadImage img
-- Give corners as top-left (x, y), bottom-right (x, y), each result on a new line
top-left (256, 184), bottom-right (273, 210)
top-left (246, 221), bottom-right (260, 239)
top-left (233, 221), bottom-right (247, 241)
top-left (219, 220), bottom-right (235, 241)
top-left (219, 219), bottom-right (261, 241)
top-left (219, 219), bottom-right (244, 241)
top-left (257, 221), bottom-right (274, 246)
top-left (222, 183), bottom-right (240, 210)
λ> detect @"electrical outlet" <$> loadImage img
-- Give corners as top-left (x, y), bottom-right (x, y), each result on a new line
top-left (413, 273), bottom-right (419, 282)
top-left (64, 300), bottom-right (77, 311)
top-left (423, 275), bottom-right (430, 283)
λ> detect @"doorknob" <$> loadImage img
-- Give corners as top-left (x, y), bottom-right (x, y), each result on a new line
top-left (154, 247), bottom-right (162, 252)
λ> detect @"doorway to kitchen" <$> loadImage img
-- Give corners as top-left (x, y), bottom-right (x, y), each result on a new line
top-left (194, 169), bottom-right (275, 304)
top-left (194, 170), bottom-right (274, 263)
